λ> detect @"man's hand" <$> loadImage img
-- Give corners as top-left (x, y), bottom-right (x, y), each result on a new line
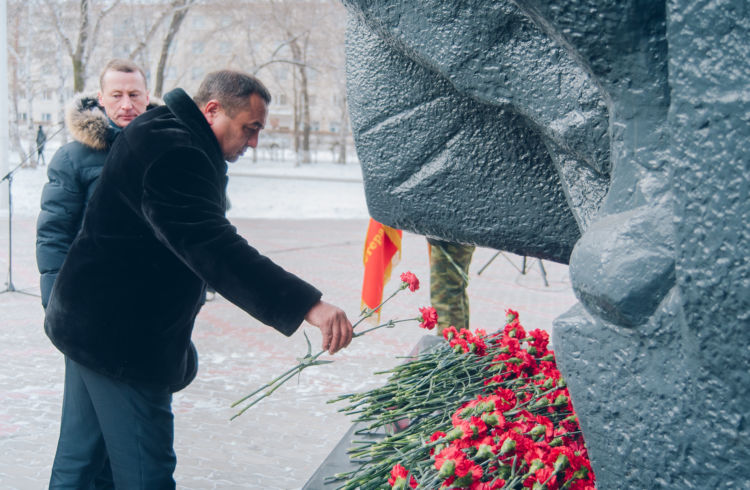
top-left (304, 300), bottom-right (353, 354)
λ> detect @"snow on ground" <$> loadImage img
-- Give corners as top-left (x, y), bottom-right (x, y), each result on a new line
top-left (226, 156), bottom-right (368, 220)
top-left (4, 147), bottom-right (370, 220)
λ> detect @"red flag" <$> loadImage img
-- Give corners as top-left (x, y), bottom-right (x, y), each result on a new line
top-left (361, 218), bottom-right (402, 319)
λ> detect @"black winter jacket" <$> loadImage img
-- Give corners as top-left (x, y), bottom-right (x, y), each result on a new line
top-left (44, 88), bottom-right (322, 391)
top-left (36, 95), bottom-right (118, 307)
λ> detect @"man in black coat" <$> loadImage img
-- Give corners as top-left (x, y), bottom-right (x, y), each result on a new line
top-left (44, 70), bottom-right (353, 488)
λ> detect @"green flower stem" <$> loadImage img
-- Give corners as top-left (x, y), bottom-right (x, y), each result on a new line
top-left (353, 286), bottom-right (406, 329)
top-left (230, 368), bottom-right (302, 420)
top-left (504, 386), bottom-right (560, 417)
top-left (353, 318), bottom-right (417, 338)
top-left (231, 349), bottom-right (327, 419)
top-left (231, 284), bottom-right (412, 419)
top-left (230, 363), bottom-right (305, 409)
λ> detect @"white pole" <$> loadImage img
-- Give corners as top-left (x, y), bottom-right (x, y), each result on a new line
top-left (0, 0), bottom-right (9, 211)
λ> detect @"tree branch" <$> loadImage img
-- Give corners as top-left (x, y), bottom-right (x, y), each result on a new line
top-left (87, 0), bottom-right (123, 67)
top-left (252, 58), bottom-right (319, 75)
top-left (41, 0), bottom-right (74, 58)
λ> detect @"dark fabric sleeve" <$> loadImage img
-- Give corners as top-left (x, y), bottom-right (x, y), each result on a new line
top-left (36, 147), bottom-right (86, 308)
top-left (140, 148), bottom-right (321, 335)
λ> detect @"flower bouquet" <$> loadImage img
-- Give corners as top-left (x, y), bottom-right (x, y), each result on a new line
top-left (327, 311), bottom-right (596, 489)
top-left (231, 271), bottom-right (595, 489)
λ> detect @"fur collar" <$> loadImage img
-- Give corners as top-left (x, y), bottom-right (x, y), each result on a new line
top-left (65, 93), bottom-right (161, 151)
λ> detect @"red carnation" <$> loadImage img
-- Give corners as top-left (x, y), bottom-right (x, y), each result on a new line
top-left (400, 271), bottom-right (420, 292)
top-left (528, 328), bottom-right (550, 353)
top-left (471, 480), bottom-right (506, 490)
top-left (429, 431), bottom-right (447, 455)
top-left (418, 306), bottom-right (438, 330)
top-left (443, 326), bottom-right (458, 341)
top-left (388, 464), bottom-right (417, 489)
top-left (505, 308), bottom-right (519, 323)
top-left (454, 457), bottom-right (483, 484)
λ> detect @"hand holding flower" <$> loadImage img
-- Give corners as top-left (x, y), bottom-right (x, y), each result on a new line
top-left (304, 300), bottom-right (353, 354)
top-left (231, 271), bottom-right (426, 419)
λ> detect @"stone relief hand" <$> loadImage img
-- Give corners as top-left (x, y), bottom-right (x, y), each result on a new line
top-left (304, 300), bottom-right (353, 354)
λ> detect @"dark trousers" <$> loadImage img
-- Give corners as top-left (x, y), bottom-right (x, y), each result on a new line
top-left (50, 357), bottom-right (176, 489)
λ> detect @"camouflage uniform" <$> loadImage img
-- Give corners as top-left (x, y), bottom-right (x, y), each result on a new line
top-left (428, 239), bottom-right (475, 334)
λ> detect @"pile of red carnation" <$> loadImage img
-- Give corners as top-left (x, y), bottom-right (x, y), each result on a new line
top-left (332, 310), bottom-right (596, 490)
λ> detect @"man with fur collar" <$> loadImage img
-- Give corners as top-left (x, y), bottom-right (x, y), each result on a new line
top-left (44, 70), bottom-right (353, 488)
top-left (36, 58), bottom-right (153, 309)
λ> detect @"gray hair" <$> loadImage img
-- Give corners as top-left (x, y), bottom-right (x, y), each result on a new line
top-left (193, 70), bottom-right (271, 116)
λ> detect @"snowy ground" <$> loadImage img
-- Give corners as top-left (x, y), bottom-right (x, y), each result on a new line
top-left (5, 146), bottom-right (369, 220)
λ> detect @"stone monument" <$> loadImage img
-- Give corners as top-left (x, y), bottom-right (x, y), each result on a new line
top-left (342, 0), bottom-right (750, 487)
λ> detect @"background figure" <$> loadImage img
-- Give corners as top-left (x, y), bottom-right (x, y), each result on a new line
top-left (36, 125), bottom-right (47, 166)
top-left (36, 58), bottom-right (152, 309)
top-left (428, 238), bottom-right (475, 333)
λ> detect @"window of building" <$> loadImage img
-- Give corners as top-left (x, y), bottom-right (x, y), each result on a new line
top-left (310, 121), bottom-right (320, 132)
top-left (275, 93), bottom-right (288, 105)
top-left (330, 121), bottom-right (340, 133)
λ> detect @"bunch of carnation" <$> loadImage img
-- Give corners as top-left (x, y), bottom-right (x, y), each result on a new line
top-left (330, 310), bottom-right (595, 490)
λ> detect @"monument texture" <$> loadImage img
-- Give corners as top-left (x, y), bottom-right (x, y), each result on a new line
top-left (343, 0), bottom-right (750, 487)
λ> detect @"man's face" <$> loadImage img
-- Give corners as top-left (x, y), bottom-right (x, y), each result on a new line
top-left (98, 70), bottom-right (149, 128)
top-left (205, 94), bottom-right (268, 162)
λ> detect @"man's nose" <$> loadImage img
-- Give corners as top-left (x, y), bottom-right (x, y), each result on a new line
top-left (121, 96), bottom-right (133, 109)
top-left (248, 134), bottom-right (259, 149)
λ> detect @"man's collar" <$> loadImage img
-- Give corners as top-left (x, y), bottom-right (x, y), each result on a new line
top-left (163, 88), bottom-right (224, 165)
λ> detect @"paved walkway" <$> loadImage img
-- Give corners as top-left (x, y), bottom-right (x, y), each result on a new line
top-left (0, 216), bottom-right (577, 489)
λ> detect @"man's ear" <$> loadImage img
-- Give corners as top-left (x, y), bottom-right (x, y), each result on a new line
top-left (201, 100), bottom-right (221, 125)
top-left (97, 91), bottom-right (104, 107)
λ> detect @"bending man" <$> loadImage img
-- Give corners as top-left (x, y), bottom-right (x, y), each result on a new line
top-left (44, 70), bottom-right (353, 488)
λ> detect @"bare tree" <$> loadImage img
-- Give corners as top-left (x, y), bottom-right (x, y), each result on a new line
top-left (288, 32), bottom-right (311, 165)
top-left (264, 1), bottom-right (328, 165)
top-left (128, 2), bottom-right (185, 61)
top-left (7, 0), bottom-right (54, 165)
top-left (153, 0), bottom-right (195, 97)
top-left (43, 0), bottom-right (122, 93)
top-left (7, 2), bottom-right (29, 164)
top-left (7, 0), bottom-right (352, 165)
